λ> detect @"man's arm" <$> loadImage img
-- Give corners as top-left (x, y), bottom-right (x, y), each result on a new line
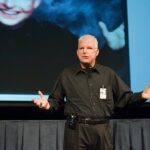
top-left (112, 70), bottom-right (148, 107)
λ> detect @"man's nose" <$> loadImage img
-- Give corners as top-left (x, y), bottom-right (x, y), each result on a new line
top-left (83, 48), bottom-right (87, 53)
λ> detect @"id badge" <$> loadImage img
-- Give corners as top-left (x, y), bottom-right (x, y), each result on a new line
top-left (100, 87), bottom-right (107, 99)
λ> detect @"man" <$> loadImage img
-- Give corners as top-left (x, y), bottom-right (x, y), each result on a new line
top-left (0, 0), bottom-right (41, 26)
top-left (32, 34), bottom-right (150, 150)
top-left (0, 0), bottom-right (77, 94)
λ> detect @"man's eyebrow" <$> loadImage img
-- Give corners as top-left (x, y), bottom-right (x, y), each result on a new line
top-left (87, 46), bottom-right (93, 49)
top-left (79, 46), bottom-right (84, 49)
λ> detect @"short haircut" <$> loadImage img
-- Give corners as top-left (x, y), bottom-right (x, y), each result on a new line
top-left (78, 34), bottom-right (99, 49)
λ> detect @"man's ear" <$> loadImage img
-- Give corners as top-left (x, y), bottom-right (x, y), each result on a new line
top-left (76, 49), bottom-right (79, 57)
top-left (96, 49), bottom-right (100, 56)
top-left (34, 0), bottom-right (41, 9)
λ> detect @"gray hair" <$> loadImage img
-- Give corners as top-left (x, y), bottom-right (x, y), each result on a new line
top-left (78, 34), bottom-right (99, 49)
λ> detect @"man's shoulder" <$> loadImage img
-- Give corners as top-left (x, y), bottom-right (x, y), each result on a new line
top-left (96, 63), bottom-right (115, 74)
top-left (61, 66), bottom-right (78, 74)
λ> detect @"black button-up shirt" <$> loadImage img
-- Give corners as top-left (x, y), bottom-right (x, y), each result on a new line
top-left (48, 63), bottom-right (144, 118)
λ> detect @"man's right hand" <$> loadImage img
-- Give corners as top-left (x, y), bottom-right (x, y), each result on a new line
top-left (32, 91), bottom-right (50, 110)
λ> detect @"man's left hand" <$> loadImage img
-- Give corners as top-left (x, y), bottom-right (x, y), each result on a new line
top-left (142, 84), bottom-right (150, 99)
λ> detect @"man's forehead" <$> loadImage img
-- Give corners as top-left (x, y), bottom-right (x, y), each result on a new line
top-left (80, 36), bottom-right (94, 41)
top-left (79, 38), bottom-right (95, 44)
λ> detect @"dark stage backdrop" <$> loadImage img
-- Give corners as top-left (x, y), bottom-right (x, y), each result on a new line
top-left (0, 0), bottom-right (129, 102)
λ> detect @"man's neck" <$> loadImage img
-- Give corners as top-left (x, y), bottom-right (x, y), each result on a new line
top-left (80, 62), bottom-right (95, 69)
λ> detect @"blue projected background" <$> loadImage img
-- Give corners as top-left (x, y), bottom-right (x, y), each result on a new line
top-left (0, 0), bottom-right (144, 102)
top-left (127, 0), bottom-right (150, 102)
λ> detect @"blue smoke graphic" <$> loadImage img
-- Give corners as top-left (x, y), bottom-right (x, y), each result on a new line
top-left (33, 0), bottom-right (124, 49)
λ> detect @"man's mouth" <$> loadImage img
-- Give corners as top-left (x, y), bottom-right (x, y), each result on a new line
top-left (0, 8), bottom-right (20, 15)
top-left (82, 56), bottom-right (89, 58)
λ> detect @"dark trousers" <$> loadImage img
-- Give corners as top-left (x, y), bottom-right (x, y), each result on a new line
top-left (64, 122), bottom-right (113, 150)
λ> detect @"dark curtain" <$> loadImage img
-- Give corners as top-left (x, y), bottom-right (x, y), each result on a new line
top-left (0, 119), bottom-right (150, 150)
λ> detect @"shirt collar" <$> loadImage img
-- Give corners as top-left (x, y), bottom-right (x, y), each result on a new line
top-left (74, 62), bottom-right (101, 75)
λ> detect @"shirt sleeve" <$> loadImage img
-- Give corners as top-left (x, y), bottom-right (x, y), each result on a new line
top-left (47, 71), bottom-right (65, 111)
top-left (111, 70), bottom-right (146, 107)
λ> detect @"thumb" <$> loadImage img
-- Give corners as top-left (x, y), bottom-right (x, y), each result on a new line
top-left (99, 21), bottom-right (109, 36)
top-left (38, 90), bottom-right (44, 99)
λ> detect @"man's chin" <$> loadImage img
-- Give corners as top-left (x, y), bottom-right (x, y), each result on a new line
top-left (0, 19), bottom-right (27, 30)
top-left (0, 20), bottom-right (19, 26)
top-left (80, 62), bottom-right (92, 68)
top-left (0, 14), bottom-right (30, 26)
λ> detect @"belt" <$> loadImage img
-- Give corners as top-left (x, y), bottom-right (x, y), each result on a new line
top-left (77, 118), bottom-right (109, 125)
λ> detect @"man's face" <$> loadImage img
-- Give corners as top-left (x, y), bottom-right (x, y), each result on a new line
top-left (77, 37), bottom-right (99, 68)
top-left (0, 0), bottom-right (41, 26)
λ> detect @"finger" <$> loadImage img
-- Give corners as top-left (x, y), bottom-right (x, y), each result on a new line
top-left (39, 101), bottom-right (48, 109)
top-left (99, 21), bottom-right (108, 34)
top-left (33, 100), bottom-right (40, 106)
top-left (34, 100), bottom-right (50, 109)
top-left (32, 98), bottom-right (37, 104)
top-left (39, 102), bottom-right (43, 108)
top-left (145, 84), bottom-right (150, 91)
top-left (32, 98), bottom-right (37, 103)
top-left (38, 90), bottom-right (44, 99)
top-left (33, 99), bottom-right (42, 106)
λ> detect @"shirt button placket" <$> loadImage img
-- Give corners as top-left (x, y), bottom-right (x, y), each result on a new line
top-left (89, 82), bottom-right (97, 116)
